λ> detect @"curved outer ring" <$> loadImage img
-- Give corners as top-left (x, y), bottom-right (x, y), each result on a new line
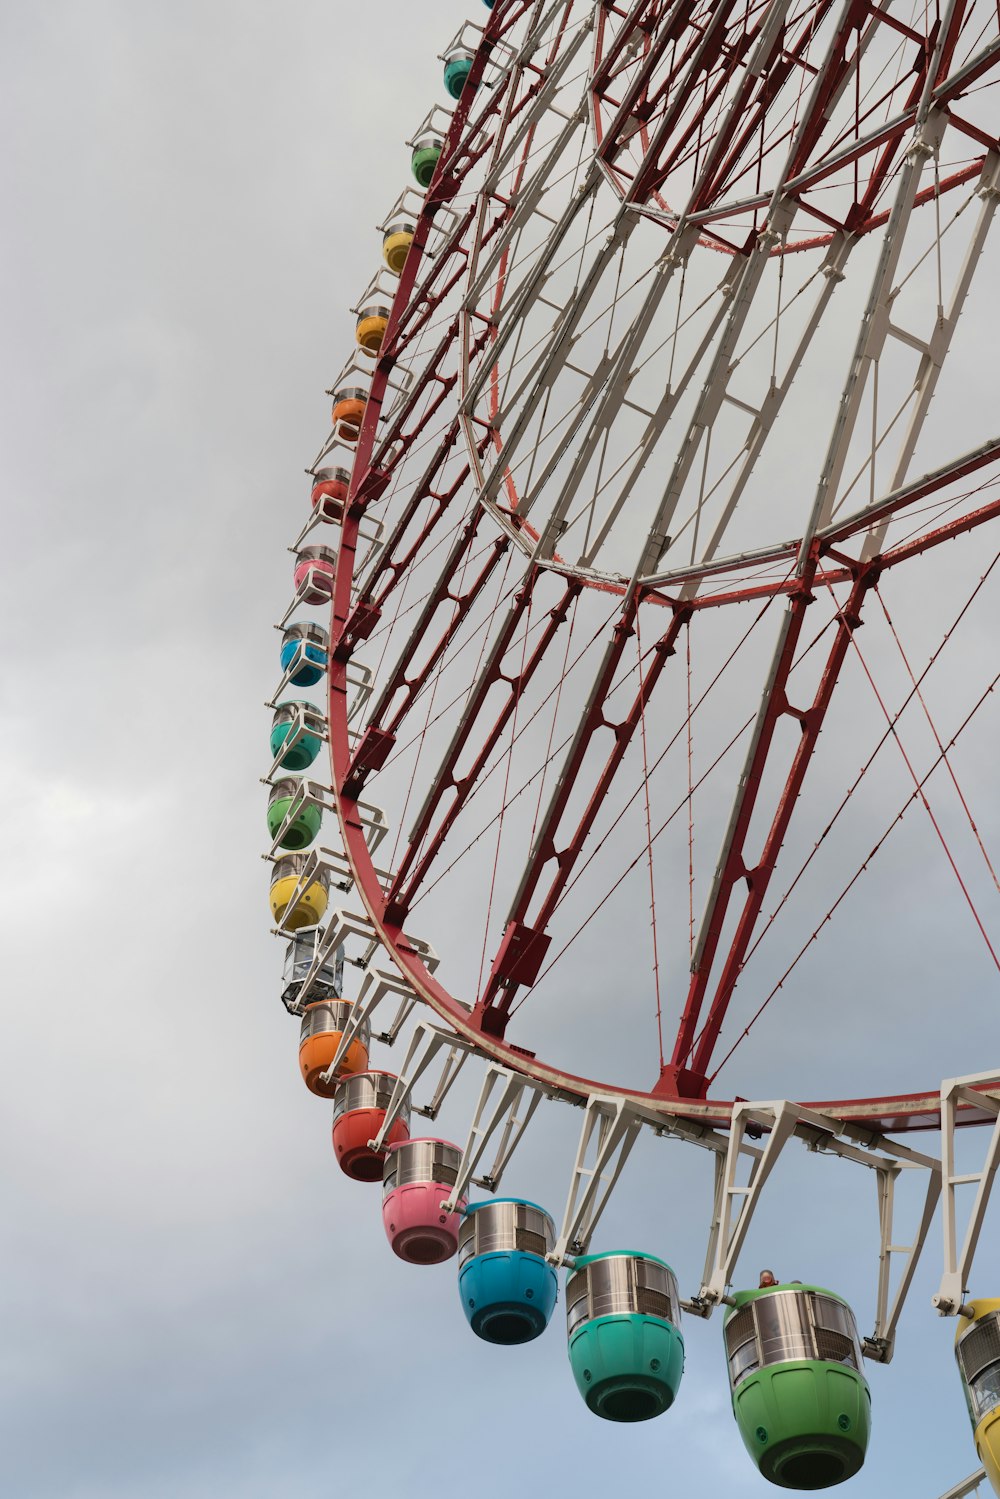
top-left (326, 5), bottom-right (999, 1134)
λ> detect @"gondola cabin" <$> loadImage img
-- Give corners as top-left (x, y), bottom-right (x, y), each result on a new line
top-left (411, 134), bottom-right (443, 189)
top-left (356, 303), bottom-right (390, 355)
top-left (382, 219), bottom-right (415, 274)
top-left (270, 701), bottom-right (324, 772)
top-left (332, 1071), bottom-right (410, 1181)
top-left (281, 931), bottom-right (340, 1011)
top-left (299, 998), bottom-right (370, 1096)
top-left (266, 777), bottom-right (321, 851)
top-left (723, 1283), bottom-right (870, 1489)
top-left (955, 1299), bottom-right (1000, 1494)
top-left (565, 1251), bottom-right (684, 1422)
top-left (382, 1138), bottom-right (467, 1264)
top-left (457, 1199), bottom-right (558, 1345)
top-left (310, 466), bottom-right (349, 523)
top-left (293, 545), bottom-right (337, 605)
top-left (331, 386), bottom-right (368, 439)
top-left (269, 851), bottom-right (329, 931)
top-left (280, 621), bottom-right (328, 687)
top-left (443, 46), bottom-right (475, 99)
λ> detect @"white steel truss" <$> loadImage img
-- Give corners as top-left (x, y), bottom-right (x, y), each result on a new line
top-left (316, 964), bottom-right (420, 1088)
top-left (696, 1100), bottom-right (940, 1362)
top-left (440, 1062), bottom-right (550, 1209)
top-left (550, 1091), bottom-right (732, 1266)
top-left (368, 1020), bottom-right (482, 1151)
top-left (935, 1071), bottom-right (1000, 1317)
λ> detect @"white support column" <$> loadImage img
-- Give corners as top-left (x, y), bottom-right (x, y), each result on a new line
top-left (368, 1021), bottom-right (478, 1150)
top-left (689, 1134), bottom-right (762, 1316)
top-left (700, 1100), bottom-right (804, 1306)
top-left (550, 1095), bottom-right (644, 1264)
top-left (317, 964), bottom-right (417, 1087)
top-left (441, 1064), bottom-right (546, 1212)
top-left (413, 1044), bottom-right (470, 1123)
top-left (696, 1100), bottom-right (940, 1352)
top-left (935, 1072), bottom-right (1000, 1316)
top-left (861, 149), bottom-right (1000, 562)
top-left (796, 0), bottom-right (963, 555)
top-left (862, 1135), bottom-right (941, 1362)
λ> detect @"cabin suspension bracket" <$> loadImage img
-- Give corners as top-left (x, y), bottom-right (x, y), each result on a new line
top-left (934, 1070), bottom-right (1000, 1318)
top-left (696, 1100), bottom-right (940, 1362)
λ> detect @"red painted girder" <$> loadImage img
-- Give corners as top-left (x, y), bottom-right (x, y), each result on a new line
top-left (857, 40), bottom-right (936, 220)
top-left (641, 0), bottom-right (810, 209)
top-left (629, 0), bottom-right (746, 203)
top-left (664, 548), bottom-right (826, 1092)
top-left (784, 0), bottom-right (872, 179)
top-left (678, 565), bottom-right (877, 1090)
top-left (392, 248), bottom-right (475, 359)
top-left (592, 0), bottom-right (666, 96)
top-left (877, 491), bottom-right (1000, 572)
top-left (386, 574), bottom-right (583, 919)
top-left (360, 431), bottom-right (495, 626)
top-left (331, 574), bottom-right (1000, 1130)
top-left (683, 2), bottom-right (838, 212)
top-left (476, 598), bottom-right (692, 1026)
top-left (364, 515), bottom-right (510, 747)
top-left (323, 3), bottom-right (1000, 1128)
top-left (361, 435), bottom-right (467, 611)
top-left (374, 315), bottom-right (488, 482)
top-left (595, 1), bottom-right (703, 169)
top-left (329, 556), bottom-right (998, 1127)
top-left (944, 109), bottom-right (998, 154)
top-left (378, 329), bottom-right (460, 452)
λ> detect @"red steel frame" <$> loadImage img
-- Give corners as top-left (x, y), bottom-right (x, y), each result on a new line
top-left (593, 0), bottom-right (997, 249)
top-left (324, 0), bottom-right (1000, 1132)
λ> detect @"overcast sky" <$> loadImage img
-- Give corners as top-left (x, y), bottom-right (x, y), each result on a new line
top-left (2, 3), bottom-right (999, 1497)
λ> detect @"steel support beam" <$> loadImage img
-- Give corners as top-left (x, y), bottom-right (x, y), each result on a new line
top-left (934, 1071), bottom-right (1000, 1316)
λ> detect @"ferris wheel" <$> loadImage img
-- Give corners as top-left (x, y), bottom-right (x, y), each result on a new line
top-left (264, 0), bottom-right (1000, 1488)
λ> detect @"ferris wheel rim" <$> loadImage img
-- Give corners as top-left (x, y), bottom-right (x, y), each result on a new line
top-left (315, 771), bottom-right (1000, 1133)
top-left (456, 4), bottom-right (1000, 590)
top-left (325, 0), bottom-right (1000, 1134)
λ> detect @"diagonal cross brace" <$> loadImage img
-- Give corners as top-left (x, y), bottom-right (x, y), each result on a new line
top-left (934, 1071), bottom-right (1000, 1317)
top-left (550, 1096), bottom-right (645, 1264)
top-left (440, 1064), bottom-right (546, 1212)
top-left (368, 1020), bottom-right (480, 1152)
top-left (317, 965), bottom-right (418, 1089)
top-left (698, 1099), bottom-right (939, 1361)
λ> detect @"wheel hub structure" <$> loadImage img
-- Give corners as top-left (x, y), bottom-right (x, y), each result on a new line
top-left (314, 0), bottom-right (1000, 1135)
